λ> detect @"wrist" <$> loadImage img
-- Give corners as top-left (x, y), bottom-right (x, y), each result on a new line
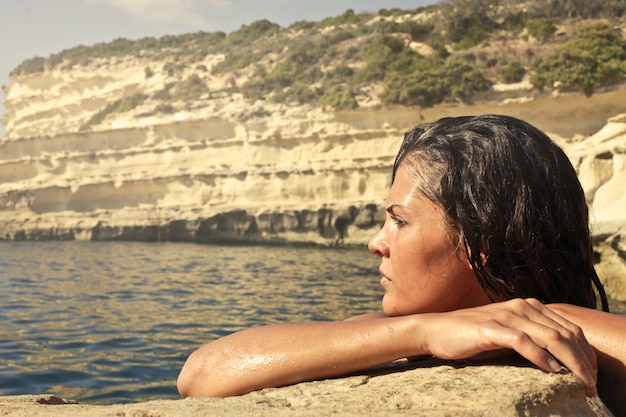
top-left (391, 314), bottom-right (433, 358)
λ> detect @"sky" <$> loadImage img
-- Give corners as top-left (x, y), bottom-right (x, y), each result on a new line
top-left (0, 0), bottom-right (438, 137)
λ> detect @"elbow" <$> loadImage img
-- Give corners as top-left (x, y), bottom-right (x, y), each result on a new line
top-left (177, 349), bottom-right (250, 398)
top-left (177, 352), bottom-right (201, 398)
top-left (176, 364), bottom-right (194, 398)
top-left (177, 350), bottom-right (223, 398)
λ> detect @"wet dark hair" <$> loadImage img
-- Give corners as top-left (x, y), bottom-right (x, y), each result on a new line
top-left (393, 114), bottom-right (609, 311)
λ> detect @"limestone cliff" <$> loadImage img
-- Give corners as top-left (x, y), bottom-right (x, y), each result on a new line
top-left (2, 65), bottom-right (626, 247)
top-left (2, 7), bottom-right (626, 247)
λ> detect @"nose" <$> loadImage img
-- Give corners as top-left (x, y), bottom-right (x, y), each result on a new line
top-left (368, 227), bottom-right (389, 258)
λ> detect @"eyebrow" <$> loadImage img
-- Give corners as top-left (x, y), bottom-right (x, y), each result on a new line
top-left (386, 204), bottom-right (404, 215)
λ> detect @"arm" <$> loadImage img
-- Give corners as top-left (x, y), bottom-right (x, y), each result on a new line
top-left (177, 316), bottom-right (425, 397)
top-left (177, 299), bottom-right (597, 398)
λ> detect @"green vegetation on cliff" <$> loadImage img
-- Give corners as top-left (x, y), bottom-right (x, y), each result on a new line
top-left (11, 0), bottom-right (626, 123)
top-left (531, 22), bottom-right (626, 96)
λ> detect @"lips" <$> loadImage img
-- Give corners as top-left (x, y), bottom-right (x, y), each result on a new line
top-left (379, 268), bottom-right (391, 287)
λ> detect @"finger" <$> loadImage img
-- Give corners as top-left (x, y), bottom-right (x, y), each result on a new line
top-left (493, 302), bottom-right (597, 396)
top-left (482, 324), bottom-right (597, 396)
top-left (534, 301), bottom-right (598, 369)
top-left (503, 299), bottom-right (596, 373)
top-left (523, 300), bottom-right (598, 382)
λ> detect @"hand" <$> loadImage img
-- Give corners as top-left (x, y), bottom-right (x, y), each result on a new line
top-left (422, 298), bottom-right (598, 396)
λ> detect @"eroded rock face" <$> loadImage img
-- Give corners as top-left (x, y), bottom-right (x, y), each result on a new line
top-left (569, 113), bottom-right (626, 236)
top-left (0, 103), bottom-right (401, 244)
top-left (0, 360), bottom-right (615, 417)
top-left (559, 113), bottom-right (626, 303)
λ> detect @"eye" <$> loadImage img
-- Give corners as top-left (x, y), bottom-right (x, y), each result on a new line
top-left (391, 215), bottom-right (407, 228)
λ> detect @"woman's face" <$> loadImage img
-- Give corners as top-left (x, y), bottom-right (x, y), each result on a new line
top-left (368, 163), bottom-right (491, 316)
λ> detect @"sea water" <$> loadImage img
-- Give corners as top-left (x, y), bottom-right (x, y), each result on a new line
top-left (0, 241), bottom-right (381, 404)
top-left (1, 241), bottom-right (624, 404)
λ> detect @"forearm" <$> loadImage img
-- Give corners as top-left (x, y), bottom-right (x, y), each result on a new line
top-left (549, 303), bottom-right (626, 377)
top-left (177, 316), bottom-right (425, 397)
top-left (178, 300), bottom-right (604, 398)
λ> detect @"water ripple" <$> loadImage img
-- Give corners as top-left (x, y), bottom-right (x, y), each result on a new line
top-left (0, 241), bottom-right (381, 404)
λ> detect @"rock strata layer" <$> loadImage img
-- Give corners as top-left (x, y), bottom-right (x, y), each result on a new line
top-left (0, 360), bottom-right (615, 417)
top-left (1, 56), bottom-right (626, 246)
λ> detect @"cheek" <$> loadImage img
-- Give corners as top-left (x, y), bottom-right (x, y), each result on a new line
top-left (393, 251), bottom-right (480, 313)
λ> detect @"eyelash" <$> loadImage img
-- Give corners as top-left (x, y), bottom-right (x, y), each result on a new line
top-left (390, 215), bottom-right (407, 228)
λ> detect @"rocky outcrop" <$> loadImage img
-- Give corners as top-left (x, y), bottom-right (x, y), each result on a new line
top-left (570, 113), bottom-right (626, 236)
top-left (563, 112), bottom-right (626, 302)
top-left (0, 359), bottom-right (615, 417)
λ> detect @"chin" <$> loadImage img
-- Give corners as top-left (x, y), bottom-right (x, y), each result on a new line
top-left (382, 302), bottom-right (411, 317)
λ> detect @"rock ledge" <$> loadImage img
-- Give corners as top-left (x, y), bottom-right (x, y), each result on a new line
top-left (0, 359), bottom-right (614, 417)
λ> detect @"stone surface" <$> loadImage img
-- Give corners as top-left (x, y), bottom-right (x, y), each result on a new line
top-left (570, 113), bottom-right (626, 236)
top-left (0, 359), bottom-right (615, 417)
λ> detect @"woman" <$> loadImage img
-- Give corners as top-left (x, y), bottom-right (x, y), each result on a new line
top-left (177, 115), bottom-right (625, 412)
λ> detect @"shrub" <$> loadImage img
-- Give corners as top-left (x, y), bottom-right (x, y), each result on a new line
top-left (439, 0), bottom-right (498, 49)
top-left (153, 82), bottom-right (175, 100)
top-left (525, 0), bottom-right (603, 19)
top-left (343, 46), bottom-right (360, 60)
top-left (11, 56), bottom-right (45, 76)
top-left (319, 9), bottom-right (366, 28)
top-left (323, 64), bottom-right (355, 84)
top-left (163, 62), bottom-right (182, 76)
top-left (80, 103), bottom-right (117, 130)
top-left (115, 93), bottom-right (148, 113)
top-left (324, 29), bottom-right (355, 46)
top-left (526, 17), bottom-right (556, 41)
top-left (531, 23), bottom-right (626, 96)
top-left (155, 103), bottom-right (176, 114)
top-left (172, 74), bottom-right (209, 100)
top-left (225, 19), bottom-right (281, 45)
top-left (501, 12), bottom-right (529, 33)
top-left (499, 61), bottom-right (526, 83)
top-left (369, 19), bottom-right (433, 41)
top-left (211, 48), bottom-right (259, 74)
top-left (241, 80), bottom-right (268, 101)
top-left (452, 19), bottom-right (494, 49)
top-left (288, 20), bottom-right (316, 31)
top-left (144, 67), bottom-right (154, 79)
top-left (79, 92), bottom-right (149, 130)
top-left (321, 86), bottom-right (358, 110)
top-left (274, 83), bottom-right (320, 105)
top-left (381, 58), bottom-right (490, 107)
top-left (358, 35), bottom-right (407, 81)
